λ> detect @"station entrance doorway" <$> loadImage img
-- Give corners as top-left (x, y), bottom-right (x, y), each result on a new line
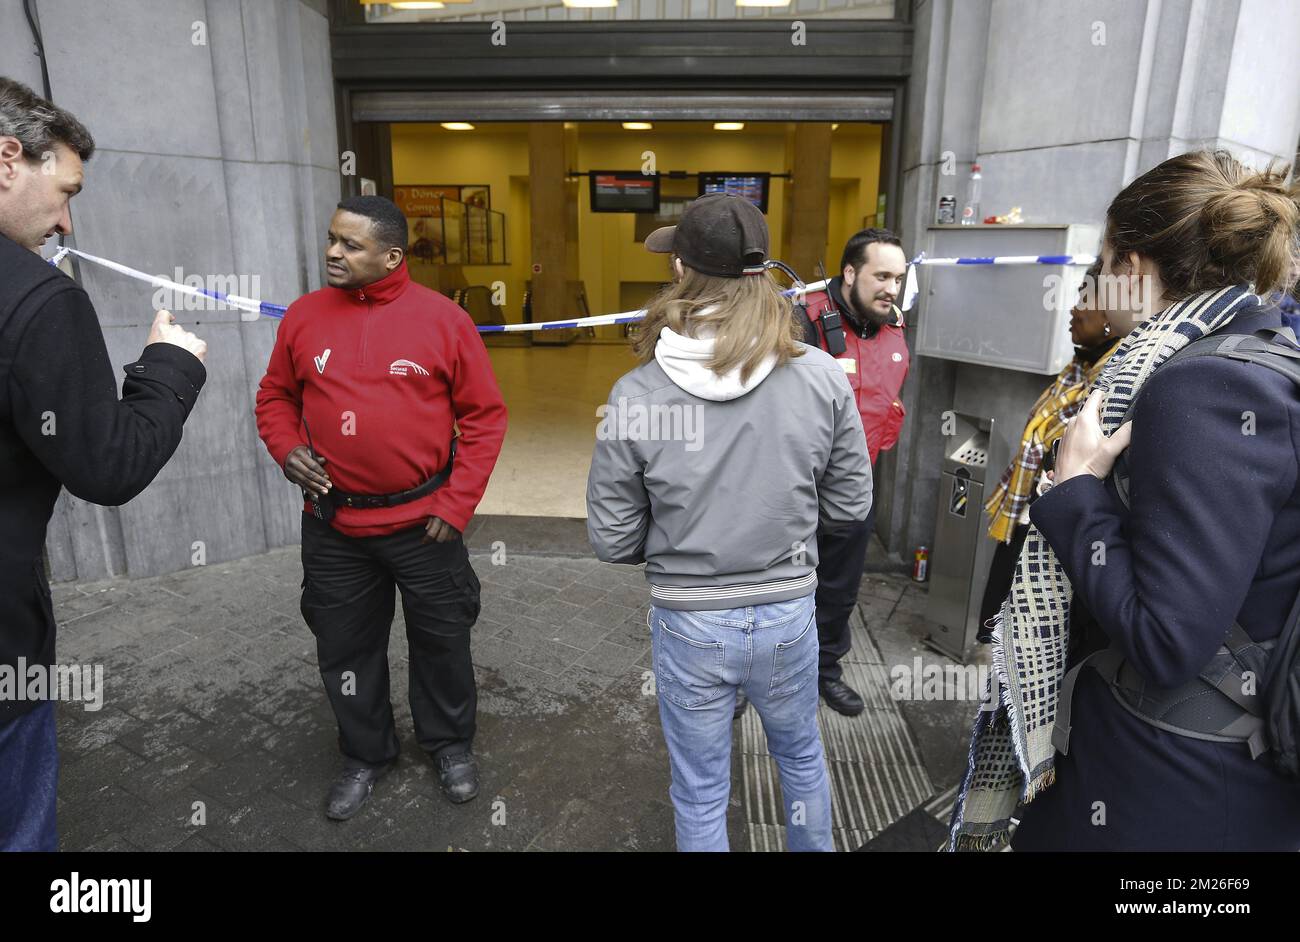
top-left (344, 92), bottom-right (899, 518)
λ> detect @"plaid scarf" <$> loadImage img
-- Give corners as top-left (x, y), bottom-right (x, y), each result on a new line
top-left (949, 284), bottom-right (1259, 851)
top-left (984, 344), bottom-right (1120, 544)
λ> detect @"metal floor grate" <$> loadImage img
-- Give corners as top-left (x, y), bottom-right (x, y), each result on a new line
top-left (737, 605), bottom-right (934, 852)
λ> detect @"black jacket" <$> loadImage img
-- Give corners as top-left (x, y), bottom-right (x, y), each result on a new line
top-left (0, 233), bottom-right (205, 725)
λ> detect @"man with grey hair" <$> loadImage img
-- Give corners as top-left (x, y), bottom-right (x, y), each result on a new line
top-left (0, 77), bottom-right (208, 850)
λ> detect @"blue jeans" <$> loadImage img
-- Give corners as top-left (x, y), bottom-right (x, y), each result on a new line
top-left (0, 701), bottom-right (59, 852)
top-left (651, 593), bottom-right (833, 852)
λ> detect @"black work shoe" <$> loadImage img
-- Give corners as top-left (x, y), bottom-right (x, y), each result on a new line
top-left (325, 760), bottom-right (394, 821)
top-left (436, 752), bottom-right (480, 804)
top-left (733, 689), bottom-right (749, 720)
top-left (819, 678), bottom-right (866, 716)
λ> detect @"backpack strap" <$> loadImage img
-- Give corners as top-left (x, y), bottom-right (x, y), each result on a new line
top-left (1261, 323), bottom-right (1300, 349)
top-left (1052, 647), bottom-right (1123, 755)
top-left (794, 300), bottom-right (822, 349)
top-left (1053, 626), bottom-right (1276, 760)
top-left (1265, 584), bottom-right (1300, 777)
top-left (1204, 622), bottom-right (1267, 718)
top-left (1111, 328), bottom-right (1300, 509)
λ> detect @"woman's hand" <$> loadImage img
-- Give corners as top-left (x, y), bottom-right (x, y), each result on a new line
top-left (1054, 390), bottom-right (1133, 484)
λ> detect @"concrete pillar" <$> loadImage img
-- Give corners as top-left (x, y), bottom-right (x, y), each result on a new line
top-left (886, 0), bottom-right (1300, 563)
top-left (786, 123), bottom-right (834, 280)
top-left (4, 0), bottom-right (340, 580)
top-left (883, 0), bottom-right (991, 562)
top-left (528, 123), bottom-right (569, 327)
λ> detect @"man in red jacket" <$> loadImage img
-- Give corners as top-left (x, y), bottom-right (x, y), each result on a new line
top-left (794, 228), bottom-right (909, 716)
top-left (255, 196), bottom-right (507, 819)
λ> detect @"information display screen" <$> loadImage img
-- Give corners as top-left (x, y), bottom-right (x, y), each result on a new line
top-left (698, 173), bottom-right (770, 213)
top-left (590, 171), bottom-right (660, 213)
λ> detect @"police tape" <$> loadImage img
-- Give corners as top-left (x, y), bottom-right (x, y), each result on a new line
top-left (48, 246), bottom-right (286, 321)
top-left (912, 252), bottom-right (1097, 266)
top-left (898, 251), bottom-right (1097, 311)
top-left (47, 246), bottom-right (1097, 333)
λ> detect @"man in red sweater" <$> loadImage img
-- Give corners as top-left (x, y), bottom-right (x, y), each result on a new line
top-left (255, 196), bottom-right (507, 819)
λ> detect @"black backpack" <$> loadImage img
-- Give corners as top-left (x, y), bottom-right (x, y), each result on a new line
top-left (1056, 324), bottom-right (1300, 779)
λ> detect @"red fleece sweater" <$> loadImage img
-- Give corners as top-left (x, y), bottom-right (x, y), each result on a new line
top-left (255, 263), bottom-right (507, 537)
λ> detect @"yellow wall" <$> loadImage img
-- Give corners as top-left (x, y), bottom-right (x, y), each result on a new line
top-left (829, 122), bottom-right (885, 275)
top-left (576, 126), bottom-right (789, 316)
top-left (390, 123), bottom-right (533, 317)
top-left (390, 121), bottom-right (883, 322)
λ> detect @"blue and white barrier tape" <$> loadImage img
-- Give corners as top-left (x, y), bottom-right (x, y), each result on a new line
top-left (49, 246), bottom-right (287, 321)
top-left (909, 252), bottom-right (1096, 266)
top-left (47, 246), bottom-right (1096, 332)
top-left (898, 252), bottom-right (1096, 311)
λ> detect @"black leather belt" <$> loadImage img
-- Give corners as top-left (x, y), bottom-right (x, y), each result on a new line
top-left (330, 438), bottom-right (457, 510)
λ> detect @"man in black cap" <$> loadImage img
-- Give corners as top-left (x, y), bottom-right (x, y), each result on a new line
top-left (589, 193), bottom-right (869, 850)
top-left (643, 193), bottom-right (773, 276)
top-left (644, 195), bottom-right (888, 722)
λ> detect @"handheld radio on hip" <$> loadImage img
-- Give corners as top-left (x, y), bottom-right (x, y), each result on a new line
top-left (301, 419), bottom-right (336, 523)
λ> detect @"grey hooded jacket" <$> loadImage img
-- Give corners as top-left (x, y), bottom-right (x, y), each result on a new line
top-left (586, 329), bottom-right (872, 610)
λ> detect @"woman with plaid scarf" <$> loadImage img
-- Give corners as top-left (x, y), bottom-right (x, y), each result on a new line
top-left (951, 151), bottom-right (1300, 852)
top-left (977, 260), bottom-right (1126, 641)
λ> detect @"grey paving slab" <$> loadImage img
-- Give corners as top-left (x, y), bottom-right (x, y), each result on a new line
top-left (50, 544), bottom-right (964, 852)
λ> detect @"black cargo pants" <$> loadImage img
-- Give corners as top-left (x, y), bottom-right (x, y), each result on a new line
top-left (299, 512), bottom-right (481, 765)
top-left (815, 504), bottom-right (875, 683)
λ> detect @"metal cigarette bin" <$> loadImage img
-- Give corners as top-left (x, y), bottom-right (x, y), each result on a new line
top-left (926, 412), bottom-right (999, 661)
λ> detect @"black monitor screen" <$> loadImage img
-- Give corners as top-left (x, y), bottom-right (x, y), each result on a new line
top-left (589, 171), bottom-right (660, 213)
top-left (699, 173), bottom-right (770, 213)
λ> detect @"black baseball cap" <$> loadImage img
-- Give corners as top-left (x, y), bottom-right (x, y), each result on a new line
top-left (645, 193), bottom-right (769, 278)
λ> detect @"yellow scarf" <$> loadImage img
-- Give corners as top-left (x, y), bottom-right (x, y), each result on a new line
top-left (983, 344), bottom-right (1119, 543)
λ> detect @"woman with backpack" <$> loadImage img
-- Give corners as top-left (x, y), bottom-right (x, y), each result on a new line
top-left (952, 150), bottom-right (1300, 851)
top-left (585, 194), bottom-right (872, 851)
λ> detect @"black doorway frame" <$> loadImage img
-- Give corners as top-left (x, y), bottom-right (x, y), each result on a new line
top-left (327, 0), bottom-right (912, 231)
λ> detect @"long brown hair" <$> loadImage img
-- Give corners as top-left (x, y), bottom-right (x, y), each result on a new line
top-left (1106, 150), bottom-right (1300, 298)
top-left (632, 263), bottom-right (805, 383)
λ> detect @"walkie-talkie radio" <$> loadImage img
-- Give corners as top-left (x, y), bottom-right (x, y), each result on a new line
top-left (300, 419), bottom-right (336, 523)
top-left (814, 261), bottom-right (848, 357)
